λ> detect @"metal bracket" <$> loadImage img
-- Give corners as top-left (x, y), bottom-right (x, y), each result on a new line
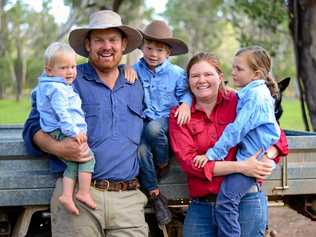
top-left (273, 156), bottom-right (289, 191)
top-left (11, 205), bottom-right (49, 237)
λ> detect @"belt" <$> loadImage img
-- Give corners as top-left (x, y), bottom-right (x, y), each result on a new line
top-left (193, 194), bottom-right (218, 203)
top-left (91, 178), bottom-right (140, 192)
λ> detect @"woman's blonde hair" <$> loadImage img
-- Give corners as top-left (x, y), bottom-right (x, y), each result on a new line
top-left (186, 52), bottom-right (227, 93)
top-left (235, 46), bottom-right (278, 97)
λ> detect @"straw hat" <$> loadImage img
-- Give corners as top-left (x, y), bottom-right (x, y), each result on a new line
top-left (140, 20), bottom-right (188, 56)
top-left (69, 10), bottom-right (142, 57)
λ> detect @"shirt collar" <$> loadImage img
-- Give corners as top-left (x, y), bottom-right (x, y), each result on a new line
top-left (139, 57), bottom-right (170, 73)
top-left (81, 62), bottom-right (128, 88)
top-left (191, 89), bottom-right (226, 113)
top-left (237, 79), bottom-right (265, 100)
top-left (39, 74), bottom-right (68, 85)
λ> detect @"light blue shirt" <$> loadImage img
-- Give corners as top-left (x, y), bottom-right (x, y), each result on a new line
top-left (134, 58), bottom-right (192, 119)
top-left (35, 75), bottom-right (87, 138)
top-left (206, 80), bottom-right (280, 161)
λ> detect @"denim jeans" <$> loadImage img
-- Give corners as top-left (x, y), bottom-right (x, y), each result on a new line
top-left (183, 192), bottom-right (267, 237)
top-left (138, 117), bottom-right (170, 191)
top-left (216, 173), bottom-right (256, 237)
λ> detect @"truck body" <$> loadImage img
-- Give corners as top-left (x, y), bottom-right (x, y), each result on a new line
top-left (0, 125), bottom-right (316, 236)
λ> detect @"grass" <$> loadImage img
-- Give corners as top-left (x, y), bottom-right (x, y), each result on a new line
top-left (0, 97), bottom-right (31, 125)
top-left (279, 97), bottom-right (307, 131)
top-left (0, 96), bottom-right (308, 131)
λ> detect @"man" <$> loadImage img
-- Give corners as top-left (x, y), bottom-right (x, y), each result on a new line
top-left (23, 10), bottom-right (148, 237)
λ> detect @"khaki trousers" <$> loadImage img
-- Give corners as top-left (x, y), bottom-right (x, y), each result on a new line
top-left (51, 178), bottom-right (149, 237)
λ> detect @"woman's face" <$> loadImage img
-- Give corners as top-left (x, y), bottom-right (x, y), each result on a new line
top-left (189, 61), bottom-right (223, 101)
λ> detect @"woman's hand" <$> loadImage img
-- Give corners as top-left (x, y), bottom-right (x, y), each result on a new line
top-left (193, 155), bottom-right (208, 168)
top-left (124, 65), bottom-right (138, 84)
top-left (174, 103), bottom-right (191, 126)
top-left (239, 150), bottom-right (273, 179)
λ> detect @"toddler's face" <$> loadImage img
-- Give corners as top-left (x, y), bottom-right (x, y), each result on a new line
top-left (46, 52), bottom-right (77, 84)
top-left (142, 40), bottom-right (170, 70)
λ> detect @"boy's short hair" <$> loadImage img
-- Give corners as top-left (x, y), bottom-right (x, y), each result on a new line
top-left (44, 42), bottom-right (76, 66)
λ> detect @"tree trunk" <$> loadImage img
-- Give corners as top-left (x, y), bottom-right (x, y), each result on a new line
top-left (288, 0), bottom-right (316, 131)
top-left (14, 44), bottom-right (25, 102)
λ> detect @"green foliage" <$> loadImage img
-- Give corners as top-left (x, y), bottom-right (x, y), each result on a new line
top-left (0, 97), bottom-right (31, 124)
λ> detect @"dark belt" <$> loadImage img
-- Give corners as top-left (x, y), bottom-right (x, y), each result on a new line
top-left (91, 178), bottom-right (140, 192)
top-left (193, 194), bottom-right (218, 203)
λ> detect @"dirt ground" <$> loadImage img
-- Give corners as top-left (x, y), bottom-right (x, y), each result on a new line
top-left (268, 205), bottom-right (316, 237)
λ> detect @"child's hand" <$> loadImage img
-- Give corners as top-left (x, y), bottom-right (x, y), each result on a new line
top-left (124, 65), bottom-right (138, 84)
top-left (193, 155), bottom-right (208, 168)
top-left (174, 103), bottom-right (191, 126)
top-left (75, 132), bottom-right (87, 144)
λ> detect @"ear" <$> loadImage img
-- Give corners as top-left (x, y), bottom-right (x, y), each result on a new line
top-left (122, 38), bottom-right (127, 52)
top-left (253, 70), bottom-right (262, 80)
top-left (85, 38), bottom-right (91, 53)
top-left (278, 77), bottom-right (291, 92)
top-left (45, 65), bottom-right (53, 76)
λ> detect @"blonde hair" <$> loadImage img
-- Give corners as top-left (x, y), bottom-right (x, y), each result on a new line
top-left (235, 46), bottom-right (278, 97)
top-left (186, 52), bottom-right (227, 93)
top-left (44, 42), bottom-right (76, 66)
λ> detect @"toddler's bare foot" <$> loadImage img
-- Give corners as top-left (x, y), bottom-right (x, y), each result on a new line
top-left (59, 195), bottom-right (79, 215)
top-left (76, 192), bottom-right (96, 209)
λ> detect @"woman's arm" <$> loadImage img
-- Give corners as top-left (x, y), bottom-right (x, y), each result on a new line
top-left (213, 150), bottom-right (274, 179)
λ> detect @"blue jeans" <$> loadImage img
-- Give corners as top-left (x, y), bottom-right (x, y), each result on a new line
top-left (215, 173), bottom-right (256, 237)
top-left (138, 117), bottom-right (170, 191)
top-left (183, 192), bottom-right (267, 237)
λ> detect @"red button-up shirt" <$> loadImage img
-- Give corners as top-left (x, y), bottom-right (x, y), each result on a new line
top-left (169, 90), bottom-right (288, 198)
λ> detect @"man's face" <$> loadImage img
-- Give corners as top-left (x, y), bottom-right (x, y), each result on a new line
top-left (85, 29), bottom-right (127, 72)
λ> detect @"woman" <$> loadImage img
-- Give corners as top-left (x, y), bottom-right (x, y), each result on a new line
top-left (169, 52), bottom-right (288, 237)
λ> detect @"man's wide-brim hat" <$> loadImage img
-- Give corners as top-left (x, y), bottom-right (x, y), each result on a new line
top-left (69, 10), bottom-right (142, 57)
top-left (140, 20), bottom-right (188, 56)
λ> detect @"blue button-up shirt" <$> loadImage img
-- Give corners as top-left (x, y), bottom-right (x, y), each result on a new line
top-left (23, 63), bottom-right (144, 181)
top-left (206, 80), bottom-right (280, 161)
top-left (35, 75), bottom-right (87, 137)
top-left (134, 58), bottom-right (192, 119)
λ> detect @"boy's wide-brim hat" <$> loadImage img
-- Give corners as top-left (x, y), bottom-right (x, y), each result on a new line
top-left (140, 20), bottom-right (188, 56)
top-left (69, 10), bottom-right (142, 57)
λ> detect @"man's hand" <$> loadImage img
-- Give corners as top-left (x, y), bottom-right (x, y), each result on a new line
top-left (239, 150), bottom-right (273, 180)
top-left (33, 130), bottom-right (92, 163)
top-left (74, 132), bottom-right (87, 145)
top-left (124, 65), bottom-right (138, 84)
top-left (193, 155), bottom-right (208, 168)
top-left (56, 137), bottom-right (92, 162)
top-left (174, 103), bottom-right (191, 126)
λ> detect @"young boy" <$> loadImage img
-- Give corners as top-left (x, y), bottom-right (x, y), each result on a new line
top-left (133, 20), bottom-right (192, 225)
top-left (35, 42), bottom-right (96, 215)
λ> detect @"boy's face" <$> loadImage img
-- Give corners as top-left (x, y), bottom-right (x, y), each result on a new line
top-left (142, 40), bottom-right (170, 70)
top-left (46, 52), bottom-right (77, 84)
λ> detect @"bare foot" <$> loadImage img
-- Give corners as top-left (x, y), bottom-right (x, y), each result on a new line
top-left (59, 195), bottom-right (79, 215)
top-left (76, 192), bottom-right (96, 209)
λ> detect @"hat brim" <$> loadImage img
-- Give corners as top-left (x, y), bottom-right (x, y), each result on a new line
top-left (69, 25), bottom-right (142, 58)
top-left (140, 31), bottom-right (188, 56)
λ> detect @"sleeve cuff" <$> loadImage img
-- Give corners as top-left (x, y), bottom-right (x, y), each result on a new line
top-left (203, 161), bottom-right (215, 182)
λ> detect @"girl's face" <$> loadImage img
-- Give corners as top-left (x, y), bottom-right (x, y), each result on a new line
top-left (189, 60), bottom-right (223, 101)
top-left (231, 54), bottom-right (257, 88)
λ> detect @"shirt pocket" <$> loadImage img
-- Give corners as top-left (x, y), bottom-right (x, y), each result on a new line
top-left (81, 104), bottom-right (101, 144)
top-left (127, 102), bottom-right (144, 145)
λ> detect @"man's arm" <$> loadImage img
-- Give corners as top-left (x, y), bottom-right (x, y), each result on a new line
top-left (23, 90), bottom-right (91, 162)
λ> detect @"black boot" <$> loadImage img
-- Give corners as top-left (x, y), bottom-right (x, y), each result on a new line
top-left (151, 193), bottom-right (172, 225)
